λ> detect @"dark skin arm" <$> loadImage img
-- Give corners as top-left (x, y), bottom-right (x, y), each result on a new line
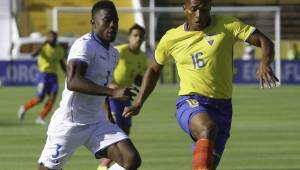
top-left (32, 42), bottom-right (46, 57)
top-left (123, 60), bottom-right (163, 118)
top-left (67, 60), bottom-right (136, 100)
top-left (246, 29), bottom-right (279, 88)
top-left (60, 59), bottom-right (66, 73)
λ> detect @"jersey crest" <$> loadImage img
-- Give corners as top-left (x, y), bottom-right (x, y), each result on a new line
top-left (205, 34), bottom-right (216, 46)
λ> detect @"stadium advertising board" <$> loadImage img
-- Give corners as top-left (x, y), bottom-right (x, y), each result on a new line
top-left (0, 60), bottom-right (299, 86)
top-left (234, 60), bottom-right (300, 84)
top-left (0, 60), bottom-right (38, 86)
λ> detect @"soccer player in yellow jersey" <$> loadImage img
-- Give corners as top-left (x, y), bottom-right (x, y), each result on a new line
top-left (18, 31), bottom-right (66, 125)
top-left (123, 0), bottom-right (278, 169)
top-left (98, 24), bottom-right (147, 170)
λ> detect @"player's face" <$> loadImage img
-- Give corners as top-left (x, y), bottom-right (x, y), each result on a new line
top-left (47, 32), bottom-right (57, 45)
top-left (128, 29), bottom-right (145, 51)
top-left (92, 8), bottom-right (119, 43)
top-left (184, 0), bottom-right (211, 31)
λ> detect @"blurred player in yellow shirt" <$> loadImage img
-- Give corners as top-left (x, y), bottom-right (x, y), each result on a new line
top-left (98, 24), bottom-right (147, 170)
top-left (123, 0), bottom-right (278, 170)
top-left (18, 31), bottom-right (66, 125)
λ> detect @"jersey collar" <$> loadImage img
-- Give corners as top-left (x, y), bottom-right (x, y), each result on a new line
top-left (92, 33), bottom-right (110, 50)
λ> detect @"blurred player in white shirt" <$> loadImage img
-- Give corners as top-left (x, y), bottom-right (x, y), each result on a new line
top-left (37, 1), bottom-right (141, 170)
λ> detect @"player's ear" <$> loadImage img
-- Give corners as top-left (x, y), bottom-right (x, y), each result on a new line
top-left (91, 19), bottom-right (95, 25)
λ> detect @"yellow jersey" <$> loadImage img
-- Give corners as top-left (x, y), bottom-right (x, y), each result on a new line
top-left (112, 44), bottom-right (148, 87)
top-left (38, 43), bottom-right (65, 74)
top-left (155, 15), bottom-right (255, 99)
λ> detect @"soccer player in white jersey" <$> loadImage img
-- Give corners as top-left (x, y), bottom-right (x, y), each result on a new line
top-left (37, 1), bottom-right (141, 170)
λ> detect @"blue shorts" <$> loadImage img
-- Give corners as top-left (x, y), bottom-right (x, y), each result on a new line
top-left (36, 72), bottom-right (58, 98)
top-left (109, 98), bottom-right (131, 127)
top-left (175, 95), bottom-right (232, 157)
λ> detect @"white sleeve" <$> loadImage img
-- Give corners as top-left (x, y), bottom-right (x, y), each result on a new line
top-left (67, 39), bottom-right (93, 64)
top-left (112, 48), bottom-right (119, 66)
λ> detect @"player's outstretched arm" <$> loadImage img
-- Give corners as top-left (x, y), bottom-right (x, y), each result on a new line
top-left (32, 42), bottom-right (46, 57)
top-left (123, 60), bottom-right (163, 118)
top-left (66, 60), bottom-right (135, 100)
top-left (246, 29), bottom-right (279, 88)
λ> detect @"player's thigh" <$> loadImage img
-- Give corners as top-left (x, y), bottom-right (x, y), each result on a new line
top-left (190, 112), bottom-right (216, 139)
top-left (47, 76), bottom-right (59, 99)
top-left (109, 98), bottom-right (131, 127)
top-left (209, 103), bottom-right (232, 156)
top-left (38, 121), bottom-right (91, 169)
top-left (105, 139), bottom-right (140, 165)
top-left (36, 81), bottom-right (47, 99)
top-left (85, 121), bottom-right (128, 158)
top-left (176, 97), bottom-right (214, 139)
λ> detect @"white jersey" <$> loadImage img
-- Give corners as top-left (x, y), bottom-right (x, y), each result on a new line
top-left (56, 33), bottom-right (118, 125)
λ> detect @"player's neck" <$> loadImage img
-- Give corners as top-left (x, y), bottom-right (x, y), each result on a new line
top-left (49, 43), bottom-right (57, 47)
top-left (92, 33), bottom-right (110, 49)
top-left (128, 45), bottom-right (140, 54)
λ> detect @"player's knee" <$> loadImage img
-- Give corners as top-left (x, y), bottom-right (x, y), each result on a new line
top-left (192, 120), bottom-right (217, 139)
top-left (122, 151), bottom-right (141, 170)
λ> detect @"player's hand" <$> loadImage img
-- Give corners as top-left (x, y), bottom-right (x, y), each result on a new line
top-left (256, 63), bottom-right (279, 88)
top-left (104, 97), bottom-right (116, 124)
top-left (122, 103), bottom-right (142, 118)
top-left (111, 87), bottom-right (139, 101)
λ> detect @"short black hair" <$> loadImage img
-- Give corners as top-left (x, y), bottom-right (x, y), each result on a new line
top-left (129, 24), bottom-right (146, 35)
top-left (91, 0), bottom-right (117, 19)
top-left (48, 30), bottom-right (57, 37)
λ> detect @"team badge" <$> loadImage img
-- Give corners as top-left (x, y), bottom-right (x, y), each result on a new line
top-left (186, 99), bottom-right (199, 108)
top-left (205, 34), bottom-right (215, 46)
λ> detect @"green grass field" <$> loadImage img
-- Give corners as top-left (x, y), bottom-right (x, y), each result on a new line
top-left (1, 85), bottom-right (300, 170)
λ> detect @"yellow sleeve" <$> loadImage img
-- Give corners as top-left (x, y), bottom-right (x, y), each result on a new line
top-left (154, 34), bottom-right (171, 65)
top-left (227, 17), bottom-right (256, 42)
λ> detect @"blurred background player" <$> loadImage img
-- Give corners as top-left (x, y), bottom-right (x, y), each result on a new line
top-left (98, 23), bottom-right (148, 170)
top-left (38, 1), bottom-right (141, 170)
top-left (18, 30), bottom-right (66, 125)
top-left (123, 0), bottom-right (279, 169)
top-left (242, 43), bottom-right (256, 60)
top-left (287, 43), bottom-right (300, 60)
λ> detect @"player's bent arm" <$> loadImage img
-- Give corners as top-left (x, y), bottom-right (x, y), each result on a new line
top-left (66, 60), bottom-right (114, 96)
top-left (60, 59), bottom-right (67, 73)
top-left (246, 29), bottom-right (278, 88)
top-left (123, 60), bottom-right (163, 118)
top-left (134, 59), bottom-right (163, 107)
top-left (246, 29), bottom-right (274, 65)
top-left (32, 42), bottom-right (46, 57)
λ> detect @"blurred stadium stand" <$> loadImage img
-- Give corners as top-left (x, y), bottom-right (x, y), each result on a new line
top-left (140, 0), bottom-right (300, 41)
top-left (16, 0), bottom-right (135, 37)
top-left (15, 0), bottom-right (300, 41)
